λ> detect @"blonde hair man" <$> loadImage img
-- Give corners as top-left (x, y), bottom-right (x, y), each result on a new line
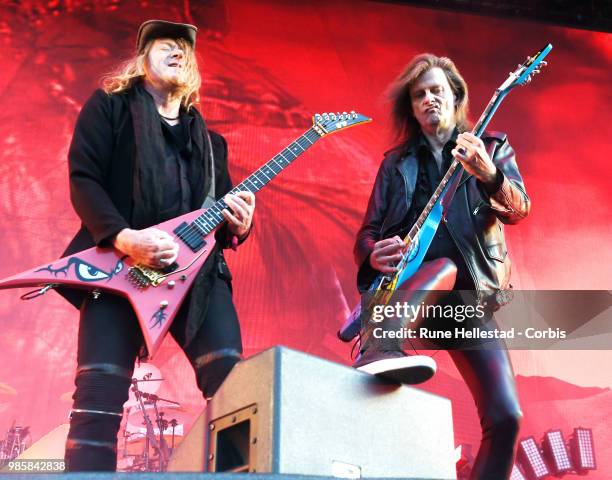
top-left (63, 20), bottom-right (254, 471)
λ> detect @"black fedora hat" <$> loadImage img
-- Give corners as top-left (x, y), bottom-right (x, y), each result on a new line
top-left (136, 20), bottom-right (197, 53)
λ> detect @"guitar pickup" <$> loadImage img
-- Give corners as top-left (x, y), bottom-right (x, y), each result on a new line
top-left (173, 222), bottom-right (207, 252)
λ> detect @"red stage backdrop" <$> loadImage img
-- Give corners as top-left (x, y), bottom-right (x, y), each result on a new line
top-left (0, 0), bottom-right (611, 476)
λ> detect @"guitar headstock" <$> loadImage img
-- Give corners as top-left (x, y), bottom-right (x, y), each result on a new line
top-left (312, 111), bottom-right (372, 136)
top-left (499, 43), bottom-right (553, 94)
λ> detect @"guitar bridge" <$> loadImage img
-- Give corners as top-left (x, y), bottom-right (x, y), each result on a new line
top-left (127, 263), bottom-right (176, 289)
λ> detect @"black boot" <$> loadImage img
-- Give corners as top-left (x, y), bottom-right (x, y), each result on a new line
top-left (352, 306), bottom-right (437, 385)
top-left (351, 258), bottom-right (458, 385)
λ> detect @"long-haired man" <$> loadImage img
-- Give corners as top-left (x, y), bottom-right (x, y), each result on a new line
top-left (62, 20), bottom-right (254, 471)
top-left (353, 54), bottom-right (530, 478)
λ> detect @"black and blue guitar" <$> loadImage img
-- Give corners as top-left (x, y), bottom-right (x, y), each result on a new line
top-left (339, 44), bottom-right (553, 342)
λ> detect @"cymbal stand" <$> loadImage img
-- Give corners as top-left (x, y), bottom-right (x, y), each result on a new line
top-left (149, 396), bottom-right (170, 471)
top-left (132, 380), bottom-right (162, 471)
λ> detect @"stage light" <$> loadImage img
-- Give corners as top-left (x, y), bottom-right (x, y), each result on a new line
top-left (517, 436), bottom-right (550, 479)
top-left (570, 427), bottom-right (596, 472)
top-left (542, 429), bottom-right (572, 475)
top-left (510, 463), bottom-right (528, 480)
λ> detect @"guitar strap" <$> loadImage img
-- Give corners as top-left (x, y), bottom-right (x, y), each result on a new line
top-left (201, 126), bottom-right (216, 209)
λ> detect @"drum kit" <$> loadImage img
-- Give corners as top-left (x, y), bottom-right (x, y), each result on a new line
top-left (0, 368), bottom-right (193, 472)
top-left (117, 364), bottom-right (193, 472)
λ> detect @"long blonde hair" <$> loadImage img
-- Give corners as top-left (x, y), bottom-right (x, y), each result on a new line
top-left (101, 38), bottom-right (201, 109)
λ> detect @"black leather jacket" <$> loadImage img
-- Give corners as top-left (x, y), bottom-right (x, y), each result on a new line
top-left (354, 131), bottom-right (530, 303)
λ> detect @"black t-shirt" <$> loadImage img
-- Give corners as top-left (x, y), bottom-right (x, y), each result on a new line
top-left (158, 117), bottom-right (194, 221)
top-left (405, 134), bottom-right (475, 290)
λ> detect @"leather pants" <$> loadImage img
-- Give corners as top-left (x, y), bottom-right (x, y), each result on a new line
top-left (359, 259), bottom-right (521, 479)
top-left (450, 347), bottom-right (522, 479)
top-left (421, 288), bottom-right (522, 479)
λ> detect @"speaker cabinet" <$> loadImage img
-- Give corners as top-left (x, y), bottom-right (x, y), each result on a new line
top-left (169, 346), bottom-right (456, 479)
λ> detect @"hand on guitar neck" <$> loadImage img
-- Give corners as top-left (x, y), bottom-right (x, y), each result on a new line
top-left (113, 228), bottom-right (179, 269)
top-left (369, 235), bottom-right (407, 274)
top-left (452, 132), bottom-right (499, 188)
top-left (222, 191), bottom-right (255, 240)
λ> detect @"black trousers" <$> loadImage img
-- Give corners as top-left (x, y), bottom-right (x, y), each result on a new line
top-left (449, 347), bottom-right (521, 479)
top-left (420, 292), bottom-right (522, 480)
top-left (65, 273), bottom-right (242, 471)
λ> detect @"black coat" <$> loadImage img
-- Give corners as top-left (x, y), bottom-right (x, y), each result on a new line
top-left (60, 87), bottom-right (235, 312)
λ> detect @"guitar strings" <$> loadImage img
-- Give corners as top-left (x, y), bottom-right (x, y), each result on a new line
top-left (172, 130), bottom-right (318, 253)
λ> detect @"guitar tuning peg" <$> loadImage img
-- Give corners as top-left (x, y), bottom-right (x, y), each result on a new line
top-left (350, 110), bottom-right (356, 118)
top-left (541, 60), bottom-right (548, 66)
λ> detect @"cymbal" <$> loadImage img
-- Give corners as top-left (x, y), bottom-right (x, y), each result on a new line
top-left (126, 405), bottom-right (193, 430)
top-left (121, 430), bottom-right (184, 457)
top-left (124, 422), bottom-right (185, 437)
top-left (125, 363), bottom-right (163, 407)
top-left (132, 363), bottom-right (162, 384)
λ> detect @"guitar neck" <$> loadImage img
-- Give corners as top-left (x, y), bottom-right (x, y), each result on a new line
top-left (190, 127), bottom-right (322, 236)
top-left (473, 89), bottom-right (506, 137)
top-left (406, 90), bottom-right (506, 243)
top-left (406, 159), bottom-right (461, 241)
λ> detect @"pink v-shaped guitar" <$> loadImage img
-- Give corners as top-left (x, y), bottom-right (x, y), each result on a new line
top-left (0, 112), bottom-right (371, 358)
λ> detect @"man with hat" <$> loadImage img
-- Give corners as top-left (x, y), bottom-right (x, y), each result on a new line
top-left (62, 20), bottom-right (255, 471)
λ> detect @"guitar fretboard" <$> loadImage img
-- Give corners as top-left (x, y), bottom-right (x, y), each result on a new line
top-left (191, 128), bottom-right (321, 236)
